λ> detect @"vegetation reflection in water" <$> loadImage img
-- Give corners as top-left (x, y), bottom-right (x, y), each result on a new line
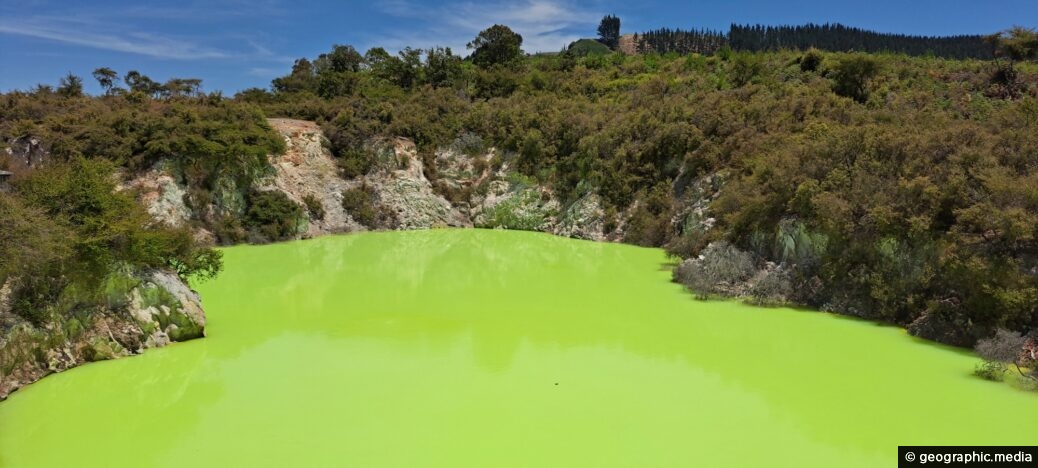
top-left (0, 229), bottom-right (1035, 467)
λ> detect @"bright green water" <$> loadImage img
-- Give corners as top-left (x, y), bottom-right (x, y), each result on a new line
top-left (0, 229), bottom-right (1035, 467)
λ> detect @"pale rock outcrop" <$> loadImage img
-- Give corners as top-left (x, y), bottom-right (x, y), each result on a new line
top-left (553, 193), bottom-right (607, 241)
top-left (363, 139), bottom-right (468, 229)
top-left (129, 270), bottom-right (206, 343)
top-left (0, 269), bottom-right (206, 400)
top-left (3, 135), bottom-right (48, 169)
top-left (260, 118), bottom-right (357, 236)
top-left (471, 177), bottom-right (561, 232)
top-left (123, 169), bottom-right (192, 228)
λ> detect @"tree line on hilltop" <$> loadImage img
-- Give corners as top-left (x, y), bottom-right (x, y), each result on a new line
top-left (595, 17), bottom-right (996, 59)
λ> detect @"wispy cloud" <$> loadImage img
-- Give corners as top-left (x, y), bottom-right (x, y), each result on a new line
top-left (372, 0), bottom-right (600, 54)
top-left (0, 0), bottom-right (292, 61)
top-left (0, 15), bottom-right (231, 60)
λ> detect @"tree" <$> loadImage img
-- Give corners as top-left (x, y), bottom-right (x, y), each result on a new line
top-left (57, 73), bottom-right (83, 98)
top-left (597, 15), bottom-right (621, 50)
top-left (162, 78), bottom-right (203, 98)
top-left (425, 47), bottom-right (462, 88)
top-left (272, 58), bottom-right (317, 93)
top-left (364, 47), bottom-right (392, 73)
top-left (0, 195), bottom-right (71, 287)
top-left (800, 48), bottom-right (823, 72)
top-left (92, 67), bottom-right (119, 95)
top-left (984, 27), bottom-right (1038, 99)
top-left (364, 47), bottom-right (423, 88)
top-left (389, 47), bottom-right (424, 88)
top-left (830, 56), bottom-right (880, 103)
top-left (315, 44), bottom-right (363, 74)
top-left (317, 71), bottom-right (359, 98)
top-left (124, 70), bottom-right (161, 97)
top-left (986, 26), bottom-right (1038, 63)
top-left (467, 24), bottom-right (524, 69)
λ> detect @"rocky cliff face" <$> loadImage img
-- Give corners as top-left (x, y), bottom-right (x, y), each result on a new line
top-left (256, 119), bottom-right (357, 236)
top-left (125, 118), bottom-right (615, 243)
top-left (2, 119), bottom-right (638, 399)
top-left (0, 270), bottom-right (206, 400)
top-left (362, 138), bottom-right (469, 229)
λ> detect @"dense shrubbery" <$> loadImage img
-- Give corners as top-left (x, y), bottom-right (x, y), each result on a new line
top-left (303, 194), bottom-right (326, 221)
top-left (244, 190), bottom-right (304, 242)
top-left (0, 89), bottom-right (283, 186)
top-left (233, 32), bottom-right (1038, 346)
top-left (0, 158), bottom-right (221, 325)
top-left (2, 25), bottom-right (1036, 350)
top-left (341, 186), bottom-right (396, 229)
top-left (0, 83), bottom-right (285, 243)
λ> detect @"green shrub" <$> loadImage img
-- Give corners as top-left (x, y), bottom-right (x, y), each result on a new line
top-left (303, 194), bottom-right (326, 220)
top-left (974, 361), bottom-right (1006, 381)
top-left (730, 53), bottom-right (763, 86)
top-left (830, 55), bottom-right (880, 103)
top-left (800, 48), bottom-right (823, 72)
top-left (337, 148), bottom-right (375, 179)
top-left (341, 186), bottom-right (396, 229)
top-left (243, 190), bottom-right (304, 243)
top-left (211, 215), bottom-right (246, 245)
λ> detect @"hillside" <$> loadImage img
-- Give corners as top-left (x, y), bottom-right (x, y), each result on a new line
top-left (2, 26), bottom-right (1037, 394)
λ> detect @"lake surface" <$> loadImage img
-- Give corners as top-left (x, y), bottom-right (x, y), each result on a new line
top-left (0, 229), bottom-right (1035, 467)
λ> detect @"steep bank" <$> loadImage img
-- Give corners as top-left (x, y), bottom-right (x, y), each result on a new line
top-left (0, 270), bottom-right (206, 400)
top-left (0, 153), bottom-right (217, 401)
top-left (124, 118), bottom-right (622, 244)
top-left (0, 117), bottom-right (628, 400)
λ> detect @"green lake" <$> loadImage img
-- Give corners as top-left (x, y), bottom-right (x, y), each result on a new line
top-left (1, 229), bottom-right (1035, 467)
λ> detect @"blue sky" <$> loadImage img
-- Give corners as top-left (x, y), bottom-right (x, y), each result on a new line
top-left (1, 0), bottom-right (1035, 94)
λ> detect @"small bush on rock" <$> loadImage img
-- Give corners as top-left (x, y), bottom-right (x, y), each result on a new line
top-left (303, 194), bottom-right (326, 221)
top-left (342, 185), bottom-right (397, 229)
top-left (244, 190), bottom-right (304, 243)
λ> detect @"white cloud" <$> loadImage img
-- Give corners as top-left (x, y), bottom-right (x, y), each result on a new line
top-left (0, 16), bottom-right (232, 60)
top-left (373, 0), bottom-right (601, 54)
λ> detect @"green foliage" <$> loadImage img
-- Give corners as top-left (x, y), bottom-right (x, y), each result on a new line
top-left (481, 190), bottom-right (553, 231)
top-left (6, 41), bottom-right (1038, 350)
top-left (243, 190), bottom-right (304, 243)
top-left (597, 15), bottom-right (621, 50)
top-left (624, 185), bottom-right (675, 246)
top-left (830, 55), bottom-right (881, 103)
top-left (467, 24), bottom-right (524, 69)
top-left (1, 158), bottom-right (221, 326)
top-left (57, 73), bottom-right (84, 98)
top-left (303, 194), bottom-right (326, 220)
top-left (315, 44), bottom-right (364, 73)
top-left (730, 52), bottom-right (764, 86)
top-left (425, 47), bottom-right (463, 89)
top-left (341, 186), bottom-right (394, 229)
top-left (800, 48), bottom-right (823, 72)
top-left (567, 39), bottom-right (611, 57)
top-left (986, 26), bottom-right (1038, 63)
top-left (0, 91), bottom-right (284, 192)
top-left (92, 67), bottom-right (120, 95)
top-left (0, 195), bottom-right (71, 288)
